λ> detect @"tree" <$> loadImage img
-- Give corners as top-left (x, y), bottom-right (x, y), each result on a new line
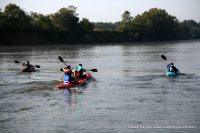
top-left (30, 12), bottom-right (53, 31)
top-left (0, 9), bottom-right (6, 31)
top-left (132, 8), bottom-right (179, 40)
top-left (179, 20), bottom-right (200, 39)
top-left (118, 11), bottom-right (133, 32)
top-left (3, 3), bottom-right (31, 32)
top-left (80, 18), bottom-right (94, 33)
top-left (93, 22), bottom-right (117, 30)
top-left (67, 5), bottom-right (78, 16)
top-left (0, 9), bottom-right (7, 41)
top-left (51, 6), bottom-right (79, 33)
top-left (122, 11), bottom-right (132, 23)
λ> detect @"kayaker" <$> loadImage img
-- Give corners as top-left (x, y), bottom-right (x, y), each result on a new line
top-left (63, 71), bottom-right (71, 84)
top-left (22, 63), bottom-right (26, 69)
top-left (21, 61), bottom-right (35, 72)
top-left (167, 63), bottom-right (179, 73)
top-left (75, 64), bottom-right (86, 78)
top-left (63, 65), bottom-right (78, 84)
top-left (63, 65), bottom-right (72, 78)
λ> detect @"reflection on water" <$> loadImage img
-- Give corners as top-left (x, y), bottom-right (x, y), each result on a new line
top-left (0, 40), bottom-right (200, 132)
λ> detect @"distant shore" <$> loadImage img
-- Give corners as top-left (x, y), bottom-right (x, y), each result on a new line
top-left (1, 39), bottom-right (200, 47)
top-left (1, 4), bottom-right (200, 46)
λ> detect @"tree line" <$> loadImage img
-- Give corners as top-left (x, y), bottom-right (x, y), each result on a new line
top-left (0, 3), bottom-right (200, 45)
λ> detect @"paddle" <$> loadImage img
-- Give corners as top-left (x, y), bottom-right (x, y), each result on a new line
top-left (86, 69), bottom-right (98, 72)
top-left (60, 68), bottom-right (98, 72)
top-left (161, 55), bottom-right (167, 61)
top-left (58, 56), bottom-right (98, 72)
top-left (14, 60), bottom-right (21, 63)
top-left (58, 56), bottom-right (67, 66)
top-left (14, 60), bottom-right (40, 68)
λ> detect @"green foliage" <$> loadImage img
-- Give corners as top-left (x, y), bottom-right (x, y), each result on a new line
top-left (118, 8), bottom-right (180, 41)
top-left (80, 18), bottom-right (94, 33)
top-left (118, 11), bottom-right (133, 32)
top-left (94, 22), bottom-right (117, 30)
top-left (0, 4), bottom-right (32, 44)
top-left (179, 20), bottom-right (200, 39)
top-left (30, 13), bottom-right (53, 31)
top-left (0, 4), bottom-right (199, 45)
top-left (51, 7), bottom-right (80, 33)
top-left (3, 3), bottom-right (31, 31)
top-left (122, 11), bottom-right (132, 23)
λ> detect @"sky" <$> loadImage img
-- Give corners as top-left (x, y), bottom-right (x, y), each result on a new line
top-left (0, 0), bottom-right (200, 23)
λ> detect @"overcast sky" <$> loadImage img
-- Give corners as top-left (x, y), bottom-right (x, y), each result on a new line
top-left (0, 0), bottom-right (200, 22)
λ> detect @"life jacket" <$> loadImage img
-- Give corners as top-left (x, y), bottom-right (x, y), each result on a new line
top-left (167, 65), bottom-right (179, 73)
top-left (75, 66), bottom-right (83, 78)
top-left (75, 71), bottom-right (81, 77)
top-left (76, 66), bottom-right (82, 71)
top-left (63, 75), bottom-right (70, 84)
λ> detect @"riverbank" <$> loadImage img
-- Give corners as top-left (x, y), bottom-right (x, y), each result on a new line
top-left (0, 39), bottom-right (200, 47)
top-left (1, 36), bottom-right (199, 47)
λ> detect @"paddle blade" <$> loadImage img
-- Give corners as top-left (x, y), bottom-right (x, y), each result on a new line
top-left (35, 65), bottom-right (40, 68)
top-left (15, 60), bottom-right (20, 63)
top-left (58, 56), bottom-right (68, 66)
top-left (89, 69), bottom-right (98, 72)
top-left (161, 55), bottom-right (167, 60)
top-left (58, 56), bottom-right (64, 63)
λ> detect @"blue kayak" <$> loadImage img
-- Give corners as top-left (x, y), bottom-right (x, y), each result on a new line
top-left (166, 71), bottom-right (179, 76)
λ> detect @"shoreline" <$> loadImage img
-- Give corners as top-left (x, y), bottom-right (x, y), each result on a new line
top-left (1, 39), bottom-right (199, 47)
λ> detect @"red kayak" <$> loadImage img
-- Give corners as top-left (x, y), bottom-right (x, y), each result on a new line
top-left (55, 73), bottom-right (92, 89)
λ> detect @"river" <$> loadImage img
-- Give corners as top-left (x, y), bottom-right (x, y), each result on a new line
top-left (0, 40), bottom-right (200, 133)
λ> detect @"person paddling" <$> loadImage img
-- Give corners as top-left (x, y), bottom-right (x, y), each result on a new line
top-left (75, 64), bottom-right (86, 78)
top-left (167, 63), bottom-right (179, 73)
top-left (63, 71), bottom-right (71, 84)
top-left (62, 65), bottom-right (78, 84)
top-left (63, 65), bottom-right (72, 79)
top-left (21, 61), bottom-right (35, 72)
